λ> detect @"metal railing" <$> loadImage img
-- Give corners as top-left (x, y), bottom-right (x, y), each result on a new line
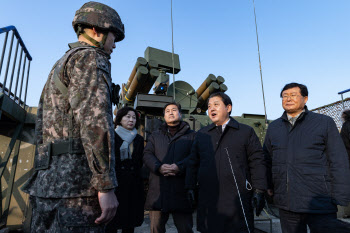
top-left (311, 97), bottom-right (350, 130)
top-left (0, 26), bottom-right (32, 107)
top-left (338, 88), bottom-right (350, 109)
top-left (0, 26), bottom-right (33, 228)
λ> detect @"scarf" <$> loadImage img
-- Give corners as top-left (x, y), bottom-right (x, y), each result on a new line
top-left (115, 125), bottom-right (137, 161)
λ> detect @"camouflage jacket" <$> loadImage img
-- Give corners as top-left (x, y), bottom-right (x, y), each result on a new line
top-left (22, 41), bottom-right (117, 198)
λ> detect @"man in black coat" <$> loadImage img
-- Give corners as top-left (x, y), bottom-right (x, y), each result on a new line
top-left (143, 102), bottom-right (195, 233)
top-left (264, 82), bottom-right (350, 233)
top-left (186, 92), bottom-right (267, 233)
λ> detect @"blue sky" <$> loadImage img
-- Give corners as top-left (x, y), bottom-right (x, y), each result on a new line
top-left (1, 0), bottom-right (349, 119)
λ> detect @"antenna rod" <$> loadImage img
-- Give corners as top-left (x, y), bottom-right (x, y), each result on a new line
top-left (171, 0), bottom-right (176, 101)
top-left (252, 0), bottom-right (268, 126)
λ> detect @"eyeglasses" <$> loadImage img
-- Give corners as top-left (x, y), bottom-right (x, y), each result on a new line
top-left (281, 94), bottom-right (302, 100)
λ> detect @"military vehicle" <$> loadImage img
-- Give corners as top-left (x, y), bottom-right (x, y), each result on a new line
top-left (0, 25), bottom-right (271, 232)
top-left (116, 46), bottom-right (269, 144)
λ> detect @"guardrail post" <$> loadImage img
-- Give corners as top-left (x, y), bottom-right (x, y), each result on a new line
top-left (8, 40), bottom-right (20, 96)
top-left (0, 31), bottom-right (9, 77)
top-left (18, 58), bottom-right (26, 106)
top-left (3, 31), bottom-right (15, 89)
top-left (23, 60), bottom-right (31, 106)
top-left (14, 48), bottom-right (23, 101)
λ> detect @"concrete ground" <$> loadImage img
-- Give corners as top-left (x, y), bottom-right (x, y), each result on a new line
top-left (2, 205), bottom-right (350, 232)
top-left (2, 210), bottom-right (350, 232)
top-left (131, 210), bottom-right (350, 233)
top-left (133, 211), bottom-right (277, 233)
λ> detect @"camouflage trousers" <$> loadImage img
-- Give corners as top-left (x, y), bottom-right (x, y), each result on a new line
top-left (30, 195), bottom-right (105, 233)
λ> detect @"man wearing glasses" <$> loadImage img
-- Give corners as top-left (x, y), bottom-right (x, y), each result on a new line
top-left (264, 82), bottom-right (350, 232)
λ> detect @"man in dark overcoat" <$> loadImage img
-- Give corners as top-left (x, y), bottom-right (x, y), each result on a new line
top-left (186, 92), bottom-right (267, 233)
top-left (143, 102), bottom-right (196, 233)
top-left (264, 82), bottom-right (350, 233)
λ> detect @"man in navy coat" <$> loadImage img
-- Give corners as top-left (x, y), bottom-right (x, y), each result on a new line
top-left (264, 82), bottom-right (350, 233)
top-left (186, 92), bottom-right (267, 233)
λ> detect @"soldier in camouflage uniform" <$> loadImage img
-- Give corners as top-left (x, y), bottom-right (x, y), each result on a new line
top-left (22, 2), bottom-right (125, 232)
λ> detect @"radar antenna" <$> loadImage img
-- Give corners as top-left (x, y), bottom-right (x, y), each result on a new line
top-left (170, 0), bottom-right (176, 101)
top-left (252, 0), bottom-right (268, 126)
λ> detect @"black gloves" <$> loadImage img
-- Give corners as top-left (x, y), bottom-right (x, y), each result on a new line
top-left (252, 190), bottom-right (265, 216)
top-left (187, 189), bottom-right (195, 209)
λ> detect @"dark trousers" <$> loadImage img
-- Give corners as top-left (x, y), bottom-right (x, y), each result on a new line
top-left (149, 211), bottom-right (193, 233)
top-left (279, 209), bottom-right (350, 233)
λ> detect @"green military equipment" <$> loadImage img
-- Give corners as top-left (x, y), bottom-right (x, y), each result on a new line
top-left (195, 74), bottom-right (216, 97)
top-left (125, 57), bottom-right (148, 92)
top-left (147, 60), bottom-right (159, 70)
top-left (198, 75), bottom-right (227, 112)
top-left (121, 48), bottom-right (179, 104)
top-left (144, 47), bottom-right (180, 74)
top-left (125, 66), bottom-right (149, 102)
top-left (139, 69), bottom-right (160, 94)
top-left (135, 94), bottom-right (173, 115)
top-left (216, 75), bottom-right (225, 85)
top-left (167, 81), bottom-right (197, 114)
top-left (116, 47), bottom-right (268, 144)
top-left (197, 82), bottom-right (220, 110)
top-left (154, 72), bottom-right (169, 87)
top-left (219, 83), bottom-right (228, 92)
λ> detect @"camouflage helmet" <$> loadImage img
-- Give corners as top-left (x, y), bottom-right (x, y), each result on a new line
top-left (72, 1), bottom-right (125, 42)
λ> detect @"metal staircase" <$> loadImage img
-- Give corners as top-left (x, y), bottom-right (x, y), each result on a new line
top-left (0, 25), bottom-right (36, 232)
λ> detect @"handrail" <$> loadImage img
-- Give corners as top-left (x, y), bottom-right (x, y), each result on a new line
top-left (0, 26), bottom-right (32, 61)
top-left (0, 25), bottom-right (32, 107)
top-left (338, 88), bottom-right (350, 109)
top-left (338, 88), bottom-right (350, 95)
